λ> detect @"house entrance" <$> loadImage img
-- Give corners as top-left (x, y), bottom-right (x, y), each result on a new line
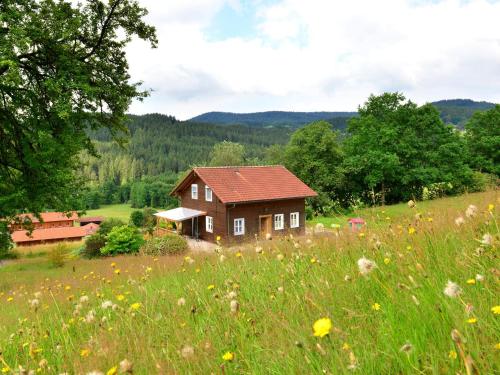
top-left (259, 215), bottom-right (272, 238)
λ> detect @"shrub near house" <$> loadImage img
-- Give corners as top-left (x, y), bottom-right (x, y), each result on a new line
top-left (100, 225), bottom-right (144, 256)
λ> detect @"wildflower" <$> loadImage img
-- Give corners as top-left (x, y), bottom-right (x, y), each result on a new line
top-left (276, 253), bottom-right (284, 261)
top-left (101, 300), bottom-right (113, 309)
top-left (466, 279), bottom-right (476, 285)
top-left (427, 217), bottom-right (433, 222)
top-left (146, 266), bottom-right (153, 273)
top-left (119, 359), bottom-right (133, 373)
top-left (407, 200), bottom-right (416, 208)
top-left (408, 227), bottom-right (416, 235)
top-left (1, 367), bottom-right (10, 374)
top-left (454, 216), bottom-right (465, 226)
top-left (443, 281), bottom-right (462, 298)
top-left (491, 306), bottom-right (500, 315)
top-left (222, 351), bottom-right (234, 361)
top-left (374, 240), bottom-right (382, 249)
top-left (342, 343), bottom-right (350, 351)
top-left (448, 350), bottom-right (457, 359)
top-left (466, 317), bottom-right (477, 324)
top-left (177, 297), bottom-right (186, 306)
top-left (116, 295), bottom-right (125, 301)
top-left (383, 258), bottom-right (391, 265)
top-left (85, 310), bottom-right (95, 323)
top-left (34, 291), bottom-right (42, 298)
top-left (312, 317), bottom-right (332, 338)
top-left (255, 246), bottom-right (263, 254)
top-left (480, 233), bottom-right (493, 246)
top-left (130, 303), bottom-right (141, 310)
top-left (235, 252), bottom-right (242, 258)
top-left (358, 232), bottom-right (365, 238)
top-left (475, 274), bottom-right (484, 282)
top-left (406, 245), bottom-right (412, 251)
top-left (465, 204), bottom-right (478, 218)
top-left (111, 262), bottom-right (116, 268)
top-left (357, 257), bottom-right (377, 276)
top-left (106, 366), bottom-right (118, 375)
top-left (114, 269), bottom-right (121, 275)
top-left (230, 300), bottom-right (239, 314)
top-left (399, 343), bottom-right (413, 353)
top-left (227, 291), bottom-right (237, 299)
top-left (80, 295), bottom-right (89, 304)
top-left (29, 298), bottom-right (40, 309)
top-left (65, 286), bottom-right (71, 291)
top-left (80, 348), bottom-right (91, 357)
top-left (310, 257), bottom-right (317, 264)
top-left (219, 254), bottom-right (226, 262)
top-left (216, 235), bottom-right (221, 241)
top-left (277, 286), bottom-right (284, 293)
top-left (371, 303), bottom-right (381, 311)
top-left (495, 343), bottom-right (500, 350)
top-left (488, 204), bottom-right (494, 212)
top-left (181, 345), bottom-right (195, 359)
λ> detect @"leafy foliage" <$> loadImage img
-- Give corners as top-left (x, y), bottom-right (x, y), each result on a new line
top-left (81, 233), bottom-right (107, 259)
top-left (100, 225), bottom-right (144, 255)
top-left (97, 218), bottom-right (125, 237)
top-left (0, 0), bottom-right (156, 248)
top-left (140, 234), bottom-right (188, 256)
top-left (465, 105), bottom-right (500, 176)
top-left (47, 243), bottom-right (68, 268)
top-left (209, 141), bottom-right (245, 166)
top-left (129, 210), bottom-right (145, 227)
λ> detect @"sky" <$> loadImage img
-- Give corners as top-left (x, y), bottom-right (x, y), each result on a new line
top-left (126, 0), bottom-right (500, 120)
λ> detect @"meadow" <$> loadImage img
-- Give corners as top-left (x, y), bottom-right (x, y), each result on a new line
top-left (0, 191), bottom-right (498, 374)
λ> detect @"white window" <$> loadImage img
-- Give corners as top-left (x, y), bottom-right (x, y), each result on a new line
top-left (290, 212), bottom-right (300, 228)
top-left (191, 184), bottom-right (198, 199)
top-left (206, 216), bottom-right (213, 233)
top-left (274, 214), bottom-right (284, 230)
top-left (234, 218), bottom-right (245, 236)
top-left (205, 186), bottom-right (212, 202)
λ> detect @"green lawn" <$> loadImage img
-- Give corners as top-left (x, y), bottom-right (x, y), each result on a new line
top-left (84, 204), bottom-right (138, 222)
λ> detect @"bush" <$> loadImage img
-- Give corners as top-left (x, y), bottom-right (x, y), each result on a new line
top-left (468, 172), bottom-right (498, 193)
top-left (47, 243), bottom-right (68, 268)
top-left (98, 218), bottom-right (126, 236)
top-left (0, 222), bottom-right (14, 260)
top-left (81, 233), bottom-right (107, 258)
top-left (130, 210), bottom-right (145, 227)
top-left (101, 225), bottom-right (144, 256)
top-left (140, 234), bottom-right (188, 256)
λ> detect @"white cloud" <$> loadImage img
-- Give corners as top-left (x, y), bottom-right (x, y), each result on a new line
top-left (127, 0), bottom-right (500, 119)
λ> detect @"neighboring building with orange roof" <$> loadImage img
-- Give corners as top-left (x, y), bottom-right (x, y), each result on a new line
top-left (156, 166), bottom-right (317, 243)
top-left (9, 212), bottom-right (79, 231)
top-left (11, 223), bottom-right (99, 246)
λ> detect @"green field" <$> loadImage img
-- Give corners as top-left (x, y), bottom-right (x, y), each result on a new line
top-left (0, 191), bottom-right (498, 374)
top-left (84, 204), bottom-right (138, 222)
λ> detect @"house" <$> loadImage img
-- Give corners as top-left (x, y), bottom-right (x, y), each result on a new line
top-left (9, 212), bottom-right (78, 231)
top-left (11, 223), bottom-right (99, 246)
top-left (155, 166), bottom-right (317, 243)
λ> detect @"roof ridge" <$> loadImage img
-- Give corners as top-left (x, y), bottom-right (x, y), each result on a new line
top-left (194, 165), bottom-right (284, 170)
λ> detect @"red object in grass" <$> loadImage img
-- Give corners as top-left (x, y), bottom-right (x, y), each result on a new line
top-left (348, 218), bottom-right (365, 231)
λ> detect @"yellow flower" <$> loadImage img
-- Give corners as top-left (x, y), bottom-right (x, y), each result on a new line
top-left (466, 279), bottom-right (475, 285)
top-left (80, 348), bottom-right (91, 357)
top-left (116, 295), bottom-right (125, 301)
top-left (65, 285), bottom-right (71, 291)
top-left (358, 232), bottom-right (365, 238)
top-left (491, 306), bottom-right (500, 315)
top-left (371, 303), bottom-right (381, 311)
top-left (488, 204), bottom-right (494, 212)
top-left (130, 302), bottom-right (141, 310)
top-left (107, 366), bottom-right (118, 375)
top-left (146, 267), bottom-right (153, 273)
top-left (1, 367), bottom-right (10, 373)
top-left (406, 245), bottom-right (412, 251)
top-left (114, 269), bottom-right (121, 275)
top-left (427, 217), bottom-right (433, 222)
top-left (222, 351), bottom-right (234, 361)
top-left (235, 252), bottom-right (242, 258)
top-left (216, 235), bottom-right (221, 241)
top-left (7, 297), bottom-right (13, 302)
top-left (313, 317), bottom-right (332, 338)
top-left (448, 350), bottom-right (457, 359)
top-left (207, 284), bottom-right (215, 290)
top-left (111, 262), bottom-right (116, 267)
top-left (383, 258), bottom-right (391, 265)
top-left (466, 317), bottom-right (477, 324)
top-left (408, 227), bottom-right (416, 235)
top-left (495, 343), bottom-right (500, 350)
top-left (310, 257), bottom-right (317, 264)
top-left (342, 343), bottom-right (350, 351)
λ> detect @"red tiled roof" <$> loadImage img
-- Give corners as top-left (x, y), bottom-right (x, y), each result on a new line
top-left (173, 166), bottom-right (317, 204)
top-left (11, 223), bottom-right (99, 244)
top-left (13, 212), bottom-right (78, 224)
top-left (77, 216), bottom-right (104, 223)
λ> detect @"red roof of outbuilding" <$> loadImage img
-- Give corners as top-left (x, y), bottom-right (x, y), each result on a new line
top-left (13, 212), bottom-right (78, 224)
top-left (172, 166), bottom-right (317, 204)
top-left (11, 223), bottom-right (99, 244)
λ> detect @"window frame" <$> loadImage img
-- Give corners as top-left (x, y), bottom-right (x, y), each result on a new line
top-left (274, 214), bottom-right (284, 230)
top-left (206, 216), bottom-right (213, 233)
top-left (205, 186), bottom-right (213, 202)
top-left (234, 218), bottom-right (245, 236)
top-left (191, 184), bottom-right (198, 199)
top-left (290, 212), bottom-right (300, 228)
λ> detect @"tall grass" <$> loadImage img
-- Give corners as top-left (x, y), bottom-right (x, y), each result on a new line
top-left (0, 191), bottom-right (498, 374)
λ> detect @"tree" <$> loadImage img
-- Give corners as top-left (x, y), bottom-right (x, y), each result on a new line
top-left (100, 225), bottom-right (144, 255)
top-left (465, 105), bottom-right (500, 176)
top-left (209, 141), bottom-right (245, 166)
top-left (130, 210), bottom-right (145, 227)
top-left (283, 121), bottom-right (344, 211)
top-left (343, 93), bottom-right (472, 204)
top-left (0, 0), bottom-right (157, 253)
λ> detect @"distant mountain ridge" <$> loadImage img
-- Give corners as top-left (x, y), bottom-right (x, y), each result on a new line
top-left (189, 99), bottom-right (497, 129)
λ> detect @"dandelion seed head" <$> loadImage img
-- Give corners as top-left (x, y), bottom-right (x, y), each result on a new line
top-left (357, 257), bottom-right (377, 276)
top-left (444, 281), bottom-right (462, 298)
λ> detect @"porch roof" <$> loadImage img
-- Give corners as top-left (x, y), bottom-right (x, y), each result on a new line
top-left (154, 207), bottom-right (206, 222)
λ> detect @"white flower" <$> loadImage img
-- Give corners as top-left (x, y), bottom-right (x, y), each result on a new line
top-left (277, 286), bottom-right (284, 293)
top-left (454, 216), bottom-right (465, 226)
top-left (177, 297), bottom-right (186, 306)
top-left (374, 240), bottom-right (382, 249)
top-left (101, 300), bottom-right (113, 309)
top-left (33, 291), bottom-right (42, 299)
top-left (255, 246), bottom-right (263, 254)
top-left (480, 233), bottom-right (493, 246)
top-left (293, 242), bottom-right (300, 249)
top-left (357, 257), bottom-right (377, 276)
top-left (276, 253), bottom-right (284, 261)
top-left (79, 295), bottom-right (89, 304)
top-left (475, 274), bottom-right (484, 282)
top-left (443, 281), bottom-right (462, 298)
top-left (407, 200), bottom-right (416, 208)
top-left (85, 310), bottom-right (95, 323)
top-left (227, 291), bottom-right (237, 299)
top-left (465, 204), bottom-right (478, 218)
top-left (29, 299), bottom-right (40, 309)
top-left (344, 275), bottom-right (351, 282)
top-left (119, 359), bottom-right (133, 373)
top-left (230, 299), bottom-right (239, 314)
top-left (180, 345), bottom-right (195, 359)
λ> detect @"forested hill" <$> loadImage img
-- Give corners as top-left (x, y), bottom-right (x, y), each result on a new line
top-left (190, 99), bottom-right (496, 129)
top-left (190, 111), bottom-right (356, 129)
top-left (84, 114), bottom-right (290, 185)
